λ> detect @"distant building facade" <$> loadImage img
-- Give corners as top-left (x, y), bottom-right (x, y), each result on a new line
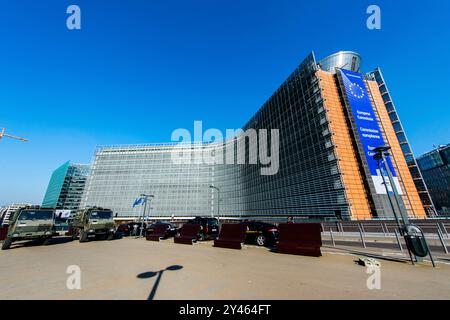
top-left (81, 144), bottom-right (214, 219)
top-left (42, 161), bottom-right (90, 213)
top-left (417, 144), bottom-right (450, 215)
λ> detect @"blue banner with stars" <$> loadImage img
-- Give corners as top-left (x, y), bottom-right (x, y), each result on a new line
top-left (339, 69), bottom-right (399, 194)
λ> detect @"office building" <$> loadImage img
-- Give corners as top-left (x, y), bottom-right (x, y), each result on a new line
top-left (417, 144), bottom-right (450, 215)
top-left (42, 161), bottom-right (90, 213)
top-left (368, 68), bottom-right (436, 216)
top-left (81, 51), bottom-right (431, 220)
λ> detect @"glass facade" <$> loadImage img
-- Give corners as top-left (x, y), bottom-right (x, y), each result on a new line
top-left (82, 144), bottom-right (216, 218)
top-left (82, 53), bottom-right (351, 220)
top-left (42, 161), bottom-right (89, 212)
top-left (227, 53), bottom-right (350, 219)
top-left (417, 145), bottom-right (450, 215)
top-left (42, 162), bottom-right (70, 208)
top-left (368, 68), bottom-right (436, 216)
top-left (81, 51), bottom-right (429, 220)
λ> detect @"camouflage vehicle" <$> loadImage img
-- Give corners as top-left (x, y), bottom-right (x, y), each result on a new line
top-left (1, 206), bottom-right (55, 250)
top-left (70, 207), bottom-right (116, 242)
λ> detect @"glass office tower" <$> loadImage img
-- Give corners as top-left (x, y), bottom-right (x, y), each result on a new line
top-left (42, 161), bottom-right (90, 212)
top-left (81, 51), bottom-right (431, 220)
top-left (417, 144), bottom-right (450, 216)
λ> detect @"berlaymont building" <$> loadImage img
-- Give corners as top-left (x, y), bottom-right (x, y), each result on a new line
top-left (80, 51), bottom-right (435, 221)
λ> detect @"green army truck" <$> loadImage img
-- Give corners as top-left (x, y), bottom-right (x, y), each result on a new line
top-left (1, 206), bottom-right (55, 250)
top-left (70, 207), bottom-right (116, 242)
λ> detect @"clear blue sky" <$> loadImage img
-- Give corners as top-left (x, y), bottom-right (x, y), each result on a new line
top-left (1, 0), bottom-right (449, 206)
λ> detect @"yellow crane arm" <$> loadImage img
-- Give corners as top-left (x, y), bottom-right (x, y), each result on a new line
top-left (0, 128), bottom-right (28, 141)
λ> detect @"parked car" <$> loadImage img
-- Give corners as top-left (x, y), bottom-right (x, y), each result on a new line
top-left (242, 221), bottom-right (279, 246)
top-left (186, 217), bottom-right (219, 241)
top-left (146, 221), bottom-right (178, 238)
top-left (116, 223), bottom-right (132, 236)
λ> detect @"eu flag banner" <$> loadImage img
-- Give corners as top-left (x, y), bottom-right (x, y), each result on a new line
top-left (132, 197), bottom-right (142, 207)
top-left (133, 195), bottom-right (150, 207)
top-left (339, 69), bottom-right (403, 195)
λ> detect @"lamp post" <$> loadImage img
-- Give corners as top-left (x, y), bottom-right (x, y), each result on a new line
top-left (209, 185), bottom-right (220, 222)
top-left (373, 146), bottom-right (435, 266)
top-left (373, 146), bottom-right (409, 225)
top-left (374, 152), bottom-right (401, 230)
top-left (139, 194), bottom-right (154, 238)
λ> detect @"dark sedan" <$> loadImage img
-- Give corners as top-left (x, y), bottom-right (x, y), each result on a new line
top-left (116, 223), bottom-right (132, 236)
top-left (117, 222), bottom-right (148, 237)
top-left (146, 222), bottom-right (178, 238)
top-left (242, 221), bottom-right (279, 246)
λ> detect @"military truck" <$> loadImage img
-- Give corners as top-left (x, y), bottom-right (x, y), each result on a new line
top-left (70, 207), bottom-right (116, 242)
top-left (1, 206), bottom-right (55, 250)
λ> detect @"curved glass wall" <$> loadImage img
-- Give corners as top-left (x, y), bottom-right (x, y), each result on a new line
top-left (318, 51), bottom-right (361, 73)
top-left (82, 53), bottom-right (351, 220)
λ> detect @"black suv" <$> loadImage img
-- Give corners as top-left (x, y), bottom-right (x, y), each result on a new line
top-left (242, 221), bottom-right (279, 246)
top-left (186, 217), bottom-right (219, 241)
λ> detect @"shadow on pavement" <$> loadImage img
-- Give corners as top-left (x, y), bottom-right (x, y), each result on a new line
top-left (137, 265), bottom-right (183, 300)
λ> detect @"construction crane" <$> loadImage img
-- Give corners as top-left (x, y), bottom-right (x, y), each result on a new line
top-left (0, 128), bottom-right (28, 142)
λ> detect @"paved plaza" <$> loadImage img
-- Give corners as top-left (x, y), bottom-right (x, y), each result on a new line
top-left (1, 236), bottom-right (450, 300)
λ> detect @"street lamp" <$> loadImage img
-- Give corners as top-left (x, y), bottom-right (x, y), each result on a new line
top-left (373, 146), bottom-right (409, 226)
top-left (139, 193), bottom-right (154, 238)
top-left (209, 185), bottom-right (220, 222)
top-left (373, 146), bottom-right (435, 266)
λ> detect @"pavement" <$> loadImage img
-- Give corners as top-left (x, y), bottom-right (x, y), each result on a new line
top-left (1, 236), bottom-right (450, 300)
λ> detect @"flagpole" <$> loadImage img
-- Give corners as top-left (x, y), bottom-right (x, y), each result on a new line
top-left (138, 193), bottom-right (154, 238)
top-left (139, 195), bottom-right (148, 238)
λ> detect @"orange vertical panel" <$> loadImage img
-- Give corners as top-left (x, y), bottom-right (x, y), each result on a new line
top-left (317, 70), bottom-right (373, 220)
top-left (366, 81), bottom-right (426, 218)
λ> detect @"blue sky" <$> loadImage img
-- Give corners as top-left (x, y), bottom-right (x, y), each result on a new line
top-left (1, 0), bottom-right (449, 205)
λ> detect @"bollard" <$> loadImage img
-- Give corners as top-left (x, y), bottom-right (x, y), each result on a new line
top-left (394, 229), bottom-right (403, 251)
top-left (358, 224), bottom-right (366, 248)
top-left (437, 228), bottom-right (449, 254)
top-left (330, 228), bottom-right (335, 247)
